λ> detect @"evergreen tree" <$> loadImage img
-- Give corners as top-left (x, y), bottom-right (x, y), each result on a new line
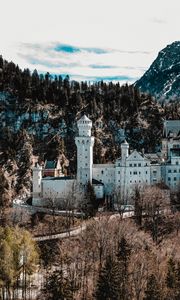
top-left (116, 236), bottom-right (131, 300)
top-left (94, 255), bottom-right (121, 300)
top-left (42, 269), bottom-right (76, 300)
top-left (134, 186), bottom-right (143, 226)
top-left (175, 262), bottom-right (180, 300)
top-left (166, 257), bottom-right (177, 289)
top-left (83, 181), bottom-right (97, 217)
top-left (166, 258), bottom-right (180, 300)
top-left (144, 274), bottom-right (161, 300)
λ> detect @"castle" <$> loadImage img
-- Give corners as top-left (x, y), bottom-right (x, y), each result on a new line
top-left (32, 116), bottom-right (180, 207)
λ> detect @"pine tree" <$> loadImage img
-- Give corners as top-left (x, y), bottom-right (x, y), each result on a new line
top-left (83, 181), bottom-right (97, 217)
top-left (134, 186), bottom-right (143, 226)
top-left (94, 255), bottom-right (121, 300)
top-left (144, 274), bottom-right (161, 300)
top-left (175, 262), bottom-right (180, 300)
top-left (166, 257), bottom-right (176, 289)
top-left (42, 269), bottom-right (77, 300)
top-left (116, 237), bottom-right (131, 300)
top-left (166, 258), bottom-right (180, 300)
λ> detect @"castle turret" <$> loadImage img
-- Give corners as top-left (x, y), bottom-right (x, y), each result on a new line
top-left (75, 115), bottom-right (94, 185)
top-left (121, 140), bottom-right (129, 165)
top-left (32, 163), bottom-right (42, 205)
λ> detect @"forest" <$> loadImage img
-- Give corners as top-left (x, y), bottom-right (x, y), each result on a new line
top-left (0, 56), bottom-right (180, 299)
top-left (0, 184), bottom-right (179, 299)
top-left (0, 55), bottom-right (180, 204)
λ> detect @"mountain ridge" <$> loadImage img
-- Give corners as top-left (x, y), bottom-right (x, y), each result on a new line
top-left (135, 41), bottom-right (180, 100)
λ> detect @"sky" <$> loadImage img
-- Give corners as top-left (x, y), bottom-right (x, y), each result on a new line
top-left (1, 0), bottom-right (180, 83)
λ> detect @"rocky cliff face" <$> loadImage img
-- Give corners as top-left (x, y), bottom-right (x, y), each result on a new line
top-left (135, 41), bottom-right (180, 101)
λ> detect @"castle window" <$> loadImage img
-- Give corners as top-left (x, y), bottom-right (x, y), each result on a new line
top-left (101, 170), bottom-right (104, 174)
top-left (174, 170), bottom-right (177, 173)
top-left (133, 171), bottom-right (137, 175)
top-left (139, 171), bottom-right (141, 175)
top-left (130, 171), bottom-right (132, 175)
top-left (168, 177), bottom-right (171, 181)
top-left (134, 164), bottom-right (137, 167)
top-left (168, 170), bottom-right (171, 173)
top-left (118, 171), bottom-right (120, 174)
top-left (129, 163), bottom-right (132, 167)
top-left (138, 163), bottom-right (141, 167)
top-left (146, 171), bottom-right (148, 174)
top-left (174, 177), bottom-right (177, 181)
top-left (176, 161), bottom-right (179, 165)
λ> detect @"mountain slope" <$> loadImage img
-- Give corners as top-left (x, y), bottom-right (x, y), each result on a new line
top-left (135, 41), bottom-right (180, 100)
top-left (0, 55), bottom-right (180, 203)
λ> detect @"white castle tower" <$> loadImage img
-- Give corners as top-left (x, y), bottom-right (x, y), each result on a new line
top-left (32, 163), bottom-right (42, 205)
top-left (75, 115), bottom-right (94, 185)
top-left (121, 140), bottom-right (129, 165)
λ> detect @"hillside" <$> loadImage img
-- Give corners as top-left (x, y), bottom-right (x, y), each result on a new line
top-left (135, 41), bottom-right (180, 101)
top-left (0, 55), bottom-right (180, 202)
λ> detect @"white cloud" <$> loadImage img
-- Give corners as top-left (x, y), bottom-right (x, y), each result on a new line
top-left (1, 0), bottom-right (180, 82)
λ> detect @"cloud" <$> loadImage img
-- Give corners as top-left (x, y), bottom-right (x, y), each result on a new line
top-left (18, 53), bottom-right (80, 68)
top-left (54, 44), bottom-right (80, 53)
top-left (17, 41), bottom-right (150, 83)
top-left (117, 50), bottom-right (151, 55)
top-left (54, 43), bottom-right (110, 54)
top-left (89, 64), bottom-right (117, 69)
top-left (150, 17), bottom-right (167, 24)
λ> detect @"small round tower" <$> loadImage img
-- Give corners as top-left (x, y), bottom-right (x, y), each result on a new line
top-left (121, 140), bottom-right (129, 165)
top-left (32, 163), bottom-right (42, 205)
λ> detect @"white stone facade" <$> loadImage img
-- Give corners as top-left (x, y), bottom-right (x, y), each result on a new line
top-left (32, 117), bottom-right (180, 206)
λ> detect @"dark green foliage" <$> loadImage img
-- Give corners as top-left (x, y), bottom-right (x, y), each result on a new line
top-left (42, 269), bottom-right (75, 300)
top-left (116, 237), bottom-right (131, 300)
top-left (0, 169), bottom-right (10, 208)
top-left (166, 257), bottom-right (180, 300)
top-left (83, 181), bottom-right (97, 217)
top-left (170, 187), bottom-right (180, 212)
top-left (94, 255), bottom-right (121, 300)
top-left (134, 186), bottom-right (143, 226)
top-left (144, 274), bottom-right (161, 300)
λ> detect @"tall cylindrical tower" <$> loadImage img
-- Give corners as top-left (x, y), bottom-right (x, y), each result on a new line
top-left (75, 115), bottom-right (94, 185)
